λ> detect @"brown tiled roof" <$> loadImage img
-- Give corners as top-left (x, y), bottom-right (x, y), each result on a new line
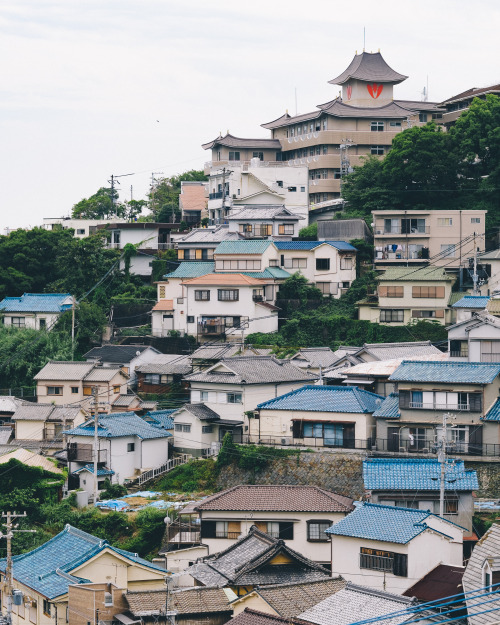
top-left (182, 273), bottom-right (267, 286)
top-left (152, 299), bottom-right (174, 311)
top-left (126, 587), bottom-right (232, 617)
top-left (195, 485), bottom-right (354, 512)
top-left (231, 609), bottom-right (292, 625)
top-left (252, 578), bottom-right (346, 618)
top-left (202, 133), bottom-right (282, 150)
top-left (319, 100), bottom-right (414, 119)
top-left (328, 51), bottom-right (407, 85)
top-left (441, 84), bottom-right (500, 105)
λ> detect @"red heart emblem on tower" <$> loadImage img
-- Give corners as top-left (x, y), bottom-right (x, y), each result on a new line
top-left (346, 85), bottom-right (352, 100)
top-left (367, 83), bottom-right (383, 99)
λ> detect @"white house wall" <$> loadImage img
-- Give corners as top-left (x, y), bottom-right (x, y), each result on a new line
top-left (2, 312), bottom-right (61, 331)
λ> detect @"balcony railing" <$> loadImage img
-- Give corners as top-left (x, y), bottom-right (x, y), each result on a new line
top-left (209, 191), bottom-right (230, 200)
top-left (252, 294), bottom-right (264, 302)
top-left (215, 531), bottom-right (242, 539)
top-left (375, 226), bottom-right (430, 235)
top-left (450, 349), bottom-right (469, 358)
top-left (409, 402), bottom-right (469, 411)
top-left (360, 553), bottom-right (393, 572)
top-left (67, 444), bottom-right (107, 463)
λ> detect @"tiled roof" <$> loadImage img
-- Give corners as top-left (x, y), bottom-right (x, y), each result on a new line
top-left (0, 293), bottom-right (72, 313)
top-left (357, 341), bottom-right (441, 361)
top-left (483, 398), bottom-right (500, 421)
top-left (257, 385), bottom-right (384, 413)
top-left (319, 99), bottom-right (414, 119)
top-left (403, 564), bottom-right (465, 602)
top-left (343, 354), bottom-right (449, 379)
top-left (202, 133), bottom-right (282, 150)
top-left (363, 458), bottom-right (479, 491)
top-left (144, 410), bottom-right (175, 430)
top-left (34, 361), bottom-right (127, 382)
top-left (187, 526), bottom-right (329, 587)
top-left (389, 360), bottom-right (500, 384)
top-left (289, 348), bottom-right (338, 369)
top-left (214, 240), bottom-right (275, 255)
top-left (112, 393), bottom-right (141, 407)
top-left (175, 403), bottom-right (222, 421)
top-left (326, 502), bottom-right (462, 544)
top-left (0, 396), bottom-right (24, 413)
top-left (448, 291), bottom-right (465, 306)
top-left (243, 268), bottom-right (291, 279)
top-left (185, 357), bottom-right (318, 385)
top-left (372, 393), bottom-right (400, 419)
top-left (176, 226), bottom-right (239, 244)
top-left (228, 207), bottom-right (301, 221)
top-left (126, 587), bottom-right (233, 617)
top-left (11, 438), bottom-right (64, 450)
top-left (195, 485), bottom-right (353, 512)
top-left (64, 412), bottom-right (170, 439)
top-left (163, 262), bottom-right (215, 279)
top-left (0, 448), bottom-right (63, 475)
top-left (82, 366), bottom-right (127, 382)
top-left (229, 609), bottom-right (290, 625)
top-left (251, 578), bottom-right (346, 618)
top-left (451, 295), bottom-right (490, 309)
top-left (189, 343), bottom-right (271, 361)
top-left (442, 84), bottom-right (500, 105)
top-left (83, 345), bottom-right (156, 363)
top-left (71, 464), bottom-right (114, 476)
top-left (135, 354), bottom-right (191, 375)
top-left (380, 266), bottom-right (454, 282)
top-left (328, 51), bottom-right (408, 85)
top-left (274, 241), bottom-right (357, 252)
top-left (298, 582), bottom-right (415, 625)
top-left (0, 524), bottom-right (165, 600)
top-left (152, 300), bottom-right (174, 311)
top-left (12, 403), bottom-right (82, 422)
top-left (182, 273), bottom-right (267, 286)
top-left (487, 299), bottom-right (500, 315)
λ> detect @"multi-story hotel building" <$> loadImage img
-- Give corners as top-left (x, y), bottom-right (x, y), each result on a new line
top-left (203, 51), bottom-right (444, 209)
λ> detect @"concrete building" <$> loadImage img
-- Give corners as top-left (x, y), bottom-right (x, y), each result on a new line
top-left (440, 84), bottom-right (500, 129)
top-left (42, 217), bottom-right (114, 238)
top-left (179, 180), bottom-right (208, 225)
top-left (372, 209), bottom-right (486, 268)
top-left (0, 293), bottom-right (73, 331)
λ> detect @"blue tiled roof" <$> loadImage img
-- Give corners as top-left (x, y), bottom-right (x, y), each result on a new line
top-left (146, 409), bottom-right (175, 429)
top-left (163, 262), bottom-right (215, 279)
top-left (0, 524), bottom-right (166, 599)
top-left (483, 398), bottom-right (500, 421)
top-left (0, 293), bottom-right (72, 313)
top-left (325, 503), bottom-right (463, 544)
top-left (274, 241), bottom-right (357, 252)
top-left (64, 412), bottom-right (171, 439)
top-left (214, 240), bottom-right (274, 254)
top-left (451, 295), bottom-right (490, 309)
top-left (389, 361), bottom-right (500, 384)
top-left (257, 385), bottom-right (384, 413)
top-left (363, 458), bottom-right (478, 491)
top-left (373, 393), bottom-right (400, 419)
top-left (242, 268), bottom-right (291, 279)
top-left (72, 464), bottom-right (115, 476)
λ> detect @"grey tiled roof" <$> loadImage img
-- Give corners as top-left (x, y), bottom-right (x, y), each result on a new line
top-left (112, 394), bottom-right (140, 407)
top-left (202, 133), bottom-right (282, 150)
top-left (297, 582), bottom-right (415, 625)
top-left (290, 348), bottom-right (338, 369)
top-left (84, 366), bottom-right (127, 382)
top-left (195, 485), bottom-right (353, 512)
top-left (135, 354), bottom-right (192, 375)
top-left (126, 587), bottom-right (232, 617)
top-left (185, 357), bottom-right (318, 385)
top-left (229, 609), bottom-right (290, 625)
top-left (328, 51), bottom-right (408, 85)
top-left (34, 361), bottom-right (94, 381)
top-left (84, 345), bottom-right (156, 363)
top-left (12, 404), bottom-right (82, 422)
top-left (190, 343), bottom-right (271, 361)
top-left (358, 341), bottom-right (441, 361)
top-left (175, 403), bottom-right (221, 421)
top-left (177, 225), bottom-right (240, 244)
top-left (228, 207), bottom-right (302, 221)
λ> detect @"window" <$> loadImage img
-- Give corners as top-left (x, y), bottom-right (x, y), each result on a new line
top-left (444, 500), bottom-right (458, 515)
top-left (419, 113), bottom-right (428, 123)
top-left (371, 146), bottom-right (385, 155)
top-left (437, 218), bottom-right (453, 226)
top-left (175, 423), bottom-right (191, 433)
top-left (201, 391), bottom-right (209, 401)
top-left (371, 121), bottom-right (384, 132)
top-left (402, 390), bottom-right (480, 411)
top-left (269, 259), bottom-right (278, 267)
top-left (202, 425), bottom-right (213, 434)
top-left (379, 286), bottom-right (404, 298)
top-left (380, 309), bottom-right (404, 322)
top-left (218, 289), bottom-right (239, 301)
top-left (283, 258), bottom-right (307, 269)
top-left (287, 186), bottom-right (297, 192)
top-left (71, 386), bottom-right (78, 394)
top-left (127, 443), bottom-right (135, 452)
top-left (307, 521), bottom-right (332, 541)
top-left (279, 224), bottom-right (295, 235)
top-left (360, 547), bottom-right (407, 577)
top-left (187, 315), bottom-right (194, 324)
top-left (145, 374), bottom-right (161, 385)
top-left (412, 286), bottom-right (445, 298)
top-left (481, 341), bottom-right (500, 362)
top-left (471, 217), bottom-right (481, 224)
top-left (83, 386), bottom-right (92, 396)
top-left (76, 229), bottom-right (85, 235)
top-left (317, 282), bottom-right (331, 295)
top-left (340, 257), bottom-right (353, 270)
top-left (441, 243), bottom-right (455, 258)
top-left (389, 121), bottom-right (402, 128)
top-left (11, 317), bottom-right (25, 328)
top-left (300, 186), bottom-right (306, 192)
top-left (333, 168), bottom-right (341, 179)
top-left (252, 152), bottom-right (264, 160)
top-left (227, 392), bottom-right (242, 404)
top-left (47, 386), bottom-right (63, 395)
top-left (43, 601), bottom-right (51, 617)
top-left (316, 258), bottom-right (330, 271)
top-left (113, 385), bottom-right (120, 393)
top-left (195, 290), bottom-right (210, 301)
top-left (229, 151), bottom-right (240, 161)
top-left (39, 318), bottom-right (46, 329)
top-left (322, 119), bottom-right (327, 130)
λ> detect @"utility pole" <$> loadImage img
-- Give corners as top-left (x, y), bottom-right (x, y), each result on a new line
top-left (109, 173), bottom-right (135, 216)
top-left (0, 512), bottom-right (35, 625)
top-left (472, 232), bottom-right (480, 295)
top-left (71, 296), bottom-right (76, 361)
top-left (92, 386), bottom-right (100, 504)
top-left (437, 412), bottom-right (454, 518)
top-left (221, 167), bottom-right (228, 222)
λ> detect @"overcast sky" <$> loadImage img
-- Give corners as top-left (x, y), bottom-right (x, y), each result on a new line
top-left (2, 0), bottom-right (499, 231)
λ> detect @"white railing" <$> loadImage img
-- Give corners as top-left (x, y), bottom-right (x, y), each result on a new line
top-left (137, 453), bottom-right (191, 486)
top-left (409, 402), bottom-right (469, 411)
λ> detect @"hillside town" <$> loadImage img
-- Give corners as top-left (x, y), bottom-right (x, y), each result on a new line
top-left (2, 35), bottom-right (500, 625)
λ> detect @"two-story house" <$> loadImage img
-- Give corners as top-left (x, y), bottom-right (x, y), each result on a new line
top-left (375, 360), bottom-right (500, 457)
top-left (0, 293), bottom-right (73, 331)
top-left (326, 502), bottom-right (464, 593)
top-left (84, 344), bottom-right (162, 385)
top-left (253, 385), bottom-right (384, 449)
top-left (451, 295), bottom-right (490, 324)
top-left (185, 356), bottom-right (318, 424)
top-left (448, 311), bottom-right (500, 361)
top-left (195, 485), bottom-right (354, 567)
top-left (372, 209), bottom-right (486, 267)
top-left (358, 266), bottom-right (457, 325)
top-left (227, 205), bottom-right (305, 239)
top-left (176, 225), bottom-right (240, 261)
top-left (34, 361), bottom-right (130, 412)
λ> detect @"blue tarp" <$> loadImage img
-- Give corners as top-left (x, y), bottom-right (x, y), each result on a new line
top-left (96, 499), bottom-right (129, 511)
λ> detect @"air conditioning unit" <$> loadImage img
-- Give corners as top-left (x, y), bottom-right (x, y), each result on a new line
top-left (281, 438), bottom-right (287, 445)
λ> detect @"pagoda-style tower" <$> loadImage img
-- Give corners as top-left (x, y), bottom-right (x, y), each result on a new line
top-left (329, 51), bottom-right (408, 108)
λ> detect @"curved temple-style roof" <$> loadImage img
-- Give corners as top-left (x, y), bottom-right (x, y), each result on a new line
top-left (328, 51), bottom-right (407, 85)
top-left (202, 133), bottom-right (281, 150)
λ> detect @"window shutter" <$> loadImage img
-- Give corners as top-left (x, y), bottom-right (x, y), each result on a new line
top-left (191, 390), bottom-right (201, 402)
top-left (217, 392), bottom-right (227, 404)
top-left (279, 523), bottom-right (294, 540)
top-left (412, 310), bottom-right (421, 318)
top-left (399, 390), bottom-right (411, 409)
top-left (378, 286), bottom-right (388, 297)
top-left (435, 309), bottom-right (445, 318)
top-left (208, 391), bottom-right (217, 403)
top-left (200, 521), bottom-right (216, 538)
top-left (393, 553), bottom-right (408, 577)
top-left (469, 393), bottom-right (482, 412)
top-left (412, 286), bottom-right (420, 298)
top-left (292, 421), bottom-right (302, 438)
top-left (436, 286), bottom-right (445, 298)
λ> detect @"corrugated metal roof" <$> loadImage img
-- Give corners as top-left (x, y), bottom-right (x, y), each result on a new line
top-left (0, 293), bottom-right (72, 313)
top-left (257, 385), bottom-right (384, 413)
top-left (214, 240), bottom-right (274, 254)
top-left (452, 295), bottom-right (490, 309)
top-left (274, 241), bottom-right (357, 252)
top-left (325, 503), bottom-right (460, 544)
top-left (363, 458), bottom-right (478, 491)
top-left (372, 393), bottom-right (401, 418)
top-left (163, 262), bottom-right (215, 279)
top-left (64, 412), bottom-right (171, 439)
top-left (380, 267), bottom-right (454, 282)
top-left (389, 360), bottom-right (500, 384)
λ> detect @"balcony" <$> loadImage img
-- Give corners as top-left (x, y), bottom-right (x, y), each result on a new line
top-left (67, 443), bottom-right (107, 463)
top-left (409, 402), bottom-right (470, 411)
top-left (209, 191), bottom-right (230, 200)
top-left (375, 226), bottom-right (430, 236)
top-left (252, 294), bottom-right (264, 302)
top-left (215, 531), bottom-right (242, 539)
top-left (450, 349), bottom-right (469, 358)
top-left (240, 227), bottom-right (273, 239)
top-left (360, 553), bottom-right (393, 572)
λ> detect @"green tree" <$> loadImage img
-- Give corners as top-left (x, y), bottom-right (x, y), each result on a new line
top-left (151, 170), bottom-right (207, 222)
top-left (298, 222), bottom-right (318, 240)
top-left (72, 187), bottom-right (124, 219)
